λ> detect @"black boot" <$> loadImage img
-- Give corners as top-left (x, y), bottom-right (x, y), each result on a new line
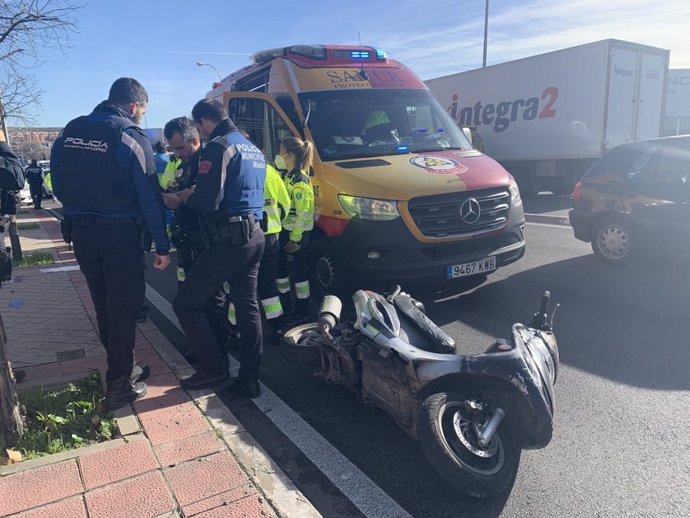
top-left (283, 299), bottom-right (311, 327)
top-left (221, 377), bottom-right (261, 398)
top-left (106, 376), bottom-right (147, 411)
top-left (180, 369), bottom-right (231, 390)
top-left (266, 316), bottom-right (285, 346)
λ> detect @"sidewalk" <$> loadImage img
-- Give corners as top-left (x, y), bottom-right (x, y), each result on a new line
top-left (0, 206), bottom-right (319, 518)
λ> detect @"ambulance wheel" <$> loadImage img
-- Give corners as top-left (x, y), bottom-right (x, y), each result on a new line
top-left (310, 239), bottom-right (347, 297)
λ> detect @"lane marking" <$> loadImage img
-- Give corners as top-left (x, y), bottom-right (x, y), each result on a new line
top-left (145, 283), bottom-right (413, 518)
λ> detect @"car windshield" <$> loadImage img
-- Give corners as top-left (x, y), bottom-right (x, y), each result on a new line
top-left (298, 89), bottom-right (474, 161)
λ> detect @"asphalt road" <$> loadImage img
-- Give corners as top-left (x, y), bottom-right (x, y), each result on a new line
top-left (144, 222), bottom-right (690, 518)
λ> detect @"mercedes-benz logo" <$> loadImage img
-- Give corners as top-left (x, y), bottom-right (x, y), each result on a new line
top-left (460, 198), bottom-right (481, 224)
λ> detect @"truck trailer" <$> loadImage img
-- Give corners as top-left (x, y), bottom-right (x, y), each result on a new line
top-left (426, 39), bottom-right (670, 195)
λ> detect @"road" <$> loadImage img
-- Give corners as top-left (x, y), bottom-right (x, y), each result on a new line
top-left (143, 221), bottom-right (689, 517)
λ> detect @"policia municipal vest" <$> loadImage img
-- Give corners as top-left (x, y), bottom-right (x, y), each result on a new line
top-left (59, 113), bottom-right (140, 214)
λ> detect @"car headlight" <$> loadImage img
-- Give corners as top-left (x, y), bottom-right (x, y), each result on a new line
top-left (338, 195), bottom-right (400, 221)
top-left (509, 179), bottom-right (522, 205)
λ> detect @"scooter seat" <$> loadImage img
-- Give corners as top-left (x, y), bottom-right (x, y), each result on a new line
top-left (392, 294), bottom-right (456, 354)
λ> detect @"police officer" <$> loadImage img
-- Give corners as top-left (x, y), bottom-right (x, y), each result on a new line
top-left (50, 78), bottom-right (171, 411)
top-left (276, 136), bottom-right (315, 325)
top-left (167, 99), bottom-right (265, 397)
top-left (227, 157), bottom-right (290, 342)
top-left (25, 159), bottom-right (44, 209)
top-left (163, 116), bottom-right (228, 347)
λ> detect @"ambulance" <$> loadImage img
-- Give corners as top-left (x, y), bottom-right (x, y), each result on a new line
top-left (207, 45), bottom-right (525, 293)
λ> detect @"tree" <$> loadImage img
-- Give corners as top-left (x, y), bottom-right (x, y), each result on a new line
top-left (1, 314), bottom-right (24, 451)
top-left (0, 0), bottom-right (83, 128)
top-left (0, 0), bottom-right (83, 450)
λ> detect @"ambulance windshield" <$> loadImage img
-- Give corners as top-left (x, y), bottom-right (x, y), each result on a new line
top-left (299, 90), bottom-right (474, 161)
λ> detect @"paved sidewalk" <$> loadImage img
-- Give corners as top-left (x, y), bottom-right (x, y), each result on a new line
top-left (0, 207), bottom-right (319, 518)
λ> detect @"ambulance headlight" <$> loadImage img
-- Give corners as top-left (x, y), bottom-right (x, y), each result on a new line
top-left (338, 195), bottom-right (400, 221)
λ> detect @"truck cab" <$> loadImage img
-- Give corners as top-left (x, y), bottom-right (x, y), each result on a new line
top-left (207, 45), bottom-right (525, 293)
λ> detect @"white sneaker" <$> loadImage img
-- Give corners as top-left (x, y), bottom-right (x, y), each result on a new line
top-left (130, 364), bottom-right (150, 383)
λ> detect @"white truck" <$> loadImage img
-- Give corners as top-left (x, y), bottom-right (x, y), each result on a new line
top-left (664, 69), bottom-right (690, 136)
top-left (426, 39), bottom-right (669, 195)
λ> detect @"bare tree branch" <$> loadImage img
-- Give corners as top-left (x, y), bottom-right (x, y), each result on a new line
top-left (0, 0), bottom-right (83, 125)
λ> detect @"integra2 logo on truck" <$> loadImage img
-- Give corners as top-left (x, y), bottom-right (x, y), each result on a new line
top-left (447, 86), bottom-right (559, 133)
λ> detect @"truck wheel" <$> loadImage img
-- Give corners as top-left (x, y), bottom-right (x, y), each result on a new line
top-left (591, 216), bottom-right (633, 265)
top-left (309, 238), bottom-right (347, 297)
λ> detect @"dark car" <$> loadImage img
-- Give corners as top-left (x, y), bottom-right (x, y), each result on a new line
top-left (569, 135), bottom-right (690, 264)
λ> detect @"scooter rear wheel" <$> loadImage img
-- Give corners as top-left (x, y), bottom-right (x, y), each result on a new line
top-left (417, 392), bottom-right (521, 498)
top-left (280, 323), bottom-right (322, 366)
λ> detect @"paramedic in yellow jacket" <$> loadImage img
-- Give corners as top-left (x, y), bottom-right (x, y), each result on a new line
top-left (276, 136), bottom-right (314, 324)
top-left (228, 161), bottom-right (290, 339)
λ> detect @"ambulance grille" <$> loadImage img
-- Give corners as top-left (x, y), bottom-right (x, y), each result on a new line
top-left (408, 188), bottom-right (511, 238)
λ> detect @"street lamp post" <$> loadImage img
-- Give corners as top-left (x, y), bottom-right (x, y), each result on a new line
top-left (196, 61), bottom-right (222, 83)
top-left (483, 0), bottom-right (489, 68)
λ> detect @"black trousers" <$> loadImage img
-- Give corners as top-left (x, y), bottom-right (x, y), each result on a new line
top-left (72, 221), bottom-right (144, 383)
top-left (29, 183), bottom-right (42, 209)
top-left (173, 229), bottom-right (265, 381)
top-left (177, 246), bottom-right (228, 346)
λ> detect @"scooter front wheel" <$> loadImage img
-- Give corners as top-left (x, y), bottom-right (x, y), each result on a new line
top-left (417, 392), bottom-right (521, 498)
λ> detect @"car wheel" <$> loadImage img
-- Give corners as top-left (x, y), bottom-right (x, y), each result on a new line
top-left (591, 216), bottom-right (633, 265)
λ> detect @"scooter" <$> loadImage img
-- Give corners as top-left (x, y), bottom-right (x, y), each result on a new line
top-left (281, 286), bottom-right (560, 498)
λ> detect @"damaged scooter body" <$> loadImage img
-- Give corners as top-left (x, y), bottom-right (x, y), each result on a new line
top-left (343, 290), bottom-right (559, 447)
top-left (285, 286), bottom-right (560, 497)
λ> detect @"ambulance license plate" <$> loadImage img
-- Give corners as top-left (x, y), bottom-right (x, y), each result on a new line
top-left (447, 257), bottom-right (496, 279)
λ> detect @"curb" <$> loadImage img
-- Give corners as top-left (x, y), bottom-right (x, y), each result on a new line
top-left (137, 318), bottom-right (322, 518)
top-left (525, 213), bottom-right (571, 226)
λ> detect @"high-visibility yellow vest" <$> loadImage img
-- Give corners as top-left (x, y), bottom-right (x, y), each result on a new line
top-left (283, 168), bottom-right (314, 242)
top-left (159, 157), bottom-right (181, 191)
top-left (264, 164), bottom-right (290, 235)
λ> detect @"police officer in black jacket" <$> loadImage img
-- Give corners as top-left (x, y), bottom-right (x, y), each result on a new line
top-left (164, 99), bottom-right (265, 397)
top-left (51, 78), bottom-right (171, 411)
top-left (163, 116), bottom-right (228, 349)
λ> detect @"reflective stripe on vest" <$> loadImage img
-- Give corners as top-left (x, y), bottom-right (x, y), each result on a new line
top-left (176, 267), bottom-right (185, 282)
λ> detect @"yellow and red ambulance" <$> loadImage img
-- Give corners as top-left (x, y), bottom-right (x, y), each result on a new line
top-left (207, 45), bottom-right (525, 293)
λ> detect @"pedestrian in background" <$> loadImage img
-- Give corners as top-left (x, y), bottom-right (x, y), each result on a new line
top-left (153, 141), bottom-right (169, 175)
top-left (153, 140), bottom-right (174, 238)
top-left (25, 159), bottom-right (44, 209)
top-left (51, 77), bottom-right (171, 411)
top-left (277, 136), bottom-right (315, 326)
top-left (166, 99), bottom-right (265, 398)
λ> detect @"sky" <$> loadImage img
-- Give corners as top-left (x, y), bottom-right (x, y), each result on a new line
top-left (12, 0), bottom-right (690, 129)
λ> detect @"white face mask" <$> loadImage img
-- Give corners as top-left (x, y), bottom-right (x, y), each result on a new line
top-left (274, 154), bottom-right (287, 171)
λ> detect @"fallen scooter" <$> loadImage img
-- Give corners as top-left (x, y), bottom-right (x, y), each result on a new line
top-left (281, 286), bottom-right (559, 498)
